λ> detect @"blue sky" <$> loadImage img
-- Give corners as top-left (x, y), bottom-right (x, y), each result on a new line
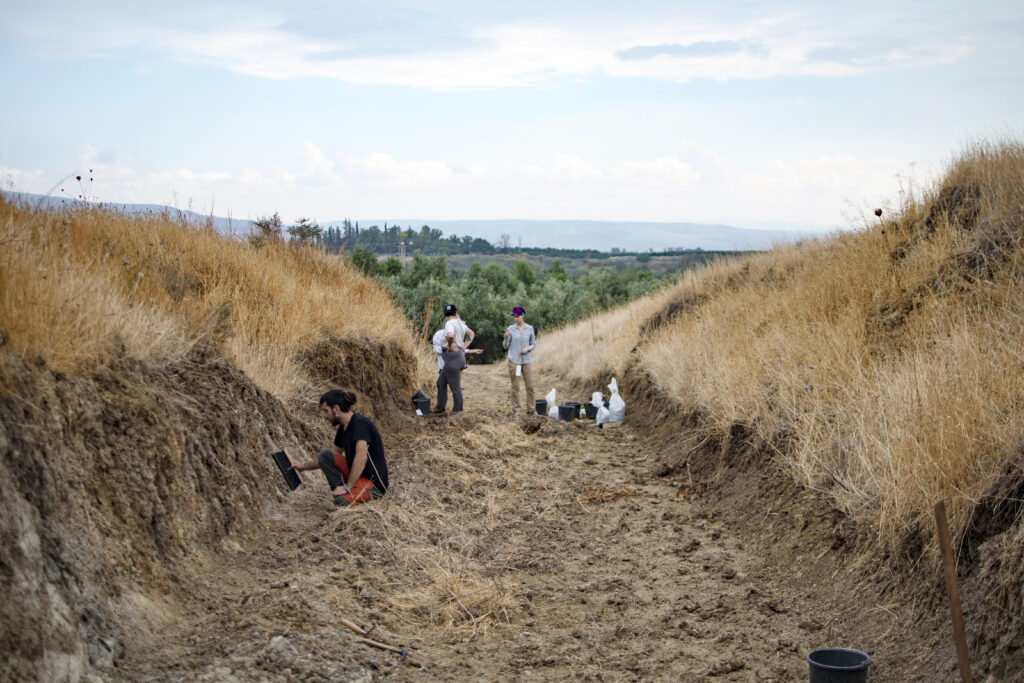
top-left (2, 0), bottom-right (1022, 237)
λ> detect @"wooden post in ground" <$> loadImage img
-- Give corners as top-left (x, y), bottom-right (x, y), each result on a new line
top-left (933, 500), bottom-right (973, 683)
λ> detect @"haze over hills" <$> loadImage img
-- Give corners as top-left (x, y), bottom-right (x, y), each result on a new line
top-left (1, 191), bottom-right (255, 237)
top-left (2, 191), bottom-right (815, 251)
top-left (339, 218), bottom-right (816, 251)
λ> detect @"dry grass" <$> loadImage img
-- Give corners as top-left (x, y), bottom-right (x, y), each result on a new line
top-left (544, 140), bottom-right (1024, 546)
top-left (316, 414), bottom-right (540, 636)
top-left (0, 200), bottom-right (435, 399)
top-left (538, 286), bottom-right (680, 385)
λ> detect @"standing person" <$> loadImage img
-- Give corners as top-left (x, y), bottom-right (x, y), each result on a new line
top-left (287, 389), bottom-right (388, 506)
top-left (436, 304), bottom-right (475, 413)
top-left (432, 323), bottom-right (482, 415)
top-left (503, 305), bottom-right (537, 416)
top-left (431, 326), bottom-right (449, 414)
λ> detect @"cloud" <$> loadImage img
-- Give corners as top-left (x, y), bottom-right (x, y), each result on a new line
top-left (616, 41), bottom-right (749, 61)
top-left (5, 2), bottom-right (992, 89)
top-left (611, 158), bottom-right (701, 186)
top-left (340, 153), bottom-right (457, 186)
top-left (0, 166), bottom-right (47, 191)
top-left (807, 39), bottom-right (971, 69)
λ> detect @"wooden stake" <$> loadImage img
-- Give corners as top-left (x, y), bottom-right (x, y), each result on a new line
top-left (934, 500), bottom-right (973, 683)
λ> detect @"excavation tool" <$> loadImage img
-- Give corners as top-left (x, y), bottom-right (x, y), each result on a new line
top-left (270, 450), bottom-right (302, 490)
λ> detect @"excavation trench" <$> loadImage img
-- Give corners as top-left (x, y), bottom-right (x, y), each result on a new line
top-left (4, 357), bottom-right (939, 681)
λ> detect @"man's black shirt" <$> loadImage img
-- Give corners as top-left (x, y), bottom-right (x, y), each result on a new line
top-left (333, 413), bottom-right (389, 491)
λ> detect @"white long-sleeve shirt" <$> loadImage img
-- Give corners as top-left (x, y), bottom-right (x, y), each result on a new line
top-left (432, 328), bottom-right (447, 369)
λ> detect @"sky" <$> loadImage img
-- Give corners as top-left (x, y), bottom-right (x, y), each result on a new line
top-left (1, 0), bottom-right (1022, 240)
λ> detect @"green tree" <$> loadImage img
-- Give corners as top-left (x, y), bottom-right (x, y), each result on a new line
top-left (249, 212), bottom-right (283, 248)
top-left (514, 261), bottom-right (538, 287)
top-left (379, 256), bottom-right (403, 276)
top-left (544, 258), bottom-right (568, 281)
top-left (478, 263), bottom-right (517, 295)
top-left (287, 217), bottom-right (322, 246)
top-left (400, 252), bottom-right (448, 287)
top-left (348, 245), bottom-right (379, 276)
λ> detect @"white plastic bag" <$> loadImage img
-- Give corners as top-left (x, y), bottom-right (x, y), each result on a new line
top-left (596, 377), bottom-right (625, 425)
top-left (591, 391), bottom-right (603, 406)
top-left (545, 388), bottom-right (557, 417)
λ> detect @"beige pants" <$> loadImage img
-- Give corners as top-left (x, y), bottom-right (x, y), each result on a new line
top-left (507, 360), bottom-right (536, 412)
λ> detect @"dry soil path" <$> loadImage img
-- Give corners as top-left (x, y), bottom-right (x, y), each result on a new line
top-left (112, 362), bottom-right (842, 681)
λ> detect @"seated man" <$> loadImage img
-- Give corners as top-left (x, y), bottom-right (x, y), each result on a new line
top-left (288, 389), bottom-right (388, 506)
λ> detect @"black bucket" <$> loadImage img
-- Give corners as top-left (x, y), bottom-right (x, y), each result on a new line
top-left (557, 404), bottom-right (575, 421)
top-left (806, 648), bottom-right (871, 683)
top-left (413, 396), bottom-right (431, 414)
top-left (536, 399), bottom-right (548, 416)
top-left (584, 402), bottom-right (598, 419)
top-left (412, 390), bottom-right (429, 406)
top-left (564, 401), bottom-right (581, 419)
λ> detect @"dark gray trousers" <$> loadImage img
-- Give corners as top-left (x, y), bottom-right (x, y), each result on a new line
top-left (317, 448), bottom-right (345, 491)
top-left (438, 349), bottom-right (466, 412)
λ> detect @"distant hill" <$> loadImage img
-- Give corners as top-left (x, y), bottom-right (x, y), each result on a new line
top-left (338, 218), bottom-right (816, 251)
top-left (0, 191), bottom-right (254, 237)
top-left (1, 191), bottom-right (817, 251)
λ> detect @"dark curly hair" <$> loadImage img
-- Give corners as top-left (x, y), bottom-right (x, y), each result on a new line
top-left (319, 389), bottom-right (357, 412)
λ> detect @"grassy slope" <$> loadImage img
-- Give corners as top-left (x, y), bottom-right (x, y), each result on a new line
top-left (0, 199), bottom-right (435, 398)
top-left (542, 141), bottom-right (1024, 606)
top-left (0, 198), bottom-right (439, 680)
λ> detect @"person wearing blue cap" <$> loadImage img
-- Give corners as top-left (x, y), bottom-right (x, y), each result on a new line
top-left (503, 305), bottom-right (537, 416)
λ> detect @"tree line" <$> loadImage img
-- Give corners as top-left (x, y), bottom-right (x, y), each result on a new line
top-left (320, 220), bottom-right (494, 256)
top-left (349, 250), bottom-right (667, 360)
top-left (248, 213), bottom-right (728, 360)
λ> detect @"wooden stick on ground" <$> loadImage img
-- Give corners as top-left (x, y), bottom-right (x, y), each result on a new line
top-left (339, 617), bottom-right (367, 636)
top-left (356, 636), bottom-right (410, 656)
top-left (933, 500), bottom-right (973, 683)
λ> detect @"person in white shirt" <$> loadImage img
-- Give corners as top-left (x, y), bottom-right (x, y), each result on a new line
top-left (431, 327), bottom-right (448, 413)
top-left (437, 304), bottom-right (475, 413)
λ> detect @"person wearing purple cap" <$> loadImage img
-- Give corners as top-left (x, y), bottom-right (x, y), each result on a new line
top-left (503, 306), bottom-right (537, 416)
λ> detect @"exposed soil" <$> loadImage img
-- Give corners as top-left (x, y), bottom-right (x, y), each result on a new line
top-left (0, 354), bottom-right (986, 681)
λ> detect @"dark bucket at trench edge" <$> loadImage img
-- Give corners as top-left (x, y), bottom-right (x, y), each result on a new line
top-left (806, 648), bottom-right (871, 683)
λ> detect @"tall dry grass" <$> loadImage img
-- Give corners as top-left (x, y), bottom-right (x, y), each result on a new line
top-left (538, 287), bottom-right (680, 385)
top-left (544, 140), bottom-right (1024, 545)
top-left (0, 199), bottom-right (435, 398)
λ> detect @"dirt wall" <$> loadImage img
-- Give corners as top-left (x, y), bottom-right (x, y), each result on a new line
top-left (0, 336), bottom-right (417, 682)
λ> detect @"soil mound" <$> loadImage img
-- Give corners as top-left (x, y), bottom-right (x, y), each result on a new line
top-left (0, 336), bottom-right (416, 682)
